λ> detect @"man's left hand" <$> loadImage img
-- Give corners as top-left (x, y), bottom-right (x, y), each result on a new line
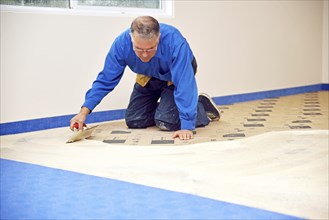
top-left (172, 130), bottom-right (194, 140)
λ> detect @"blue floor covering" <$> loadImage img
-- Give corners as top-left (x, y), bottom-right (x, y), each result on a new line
top-left (0, 159), bottom-right (303, 220)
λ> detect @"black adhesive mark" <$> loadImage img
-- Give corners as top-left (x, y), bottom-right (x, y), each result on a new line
top-left (302, 109), bottom-right (320, 111)
top-left (251, 114), bottom-right (270, 117)
top-left (247, 118), bottom-right (266, 121)
top-left (257, 106), bottom-right (274, 108)
top-left (303, 113), bottom-right (322, 115)
top-left (304, 105), bottom-right (320, 107)
top-left (255, 110), bottom-right (272, 112)
top-left (151, 140), bottom-right (175, 144)
top-left (291, 120), bottom-right (312, 123)
top-left (103, 139), bottom-right (126, 144)
top-left (289, 125), bottom-right (312, 129)
top-left (223, 133), bottom-right (246, 137)
top-left (304, 99), bottom-right (319, 101)
top-left (305, 102), bottom-right (319, 104)
top-left (260, 103), bottom-right (276, 105)
top-left (111, 130), bottom-right (131, 134)
top-left (244, 124), bottom-right (264, 127)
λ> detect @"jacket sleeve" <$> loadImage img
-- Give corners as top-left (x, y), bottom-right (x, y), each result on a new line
top-left (170, 42), bottom-right (198, 130)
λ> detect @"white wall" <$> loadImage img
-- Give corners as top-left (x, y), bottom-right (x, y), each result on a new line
top-left (0, 0), bottom-right (327, 123)
top-left (322, 0), bottom-right (329, 83)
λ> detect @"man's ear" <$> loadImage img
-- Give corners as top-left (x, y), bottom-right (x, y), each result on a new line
top-left (130, 32), bottom-right (134, 42)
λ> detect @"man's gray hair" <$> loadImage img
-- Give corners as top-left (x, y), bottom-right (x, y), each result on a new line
top-left (130, 16), bottom-right (160, 40)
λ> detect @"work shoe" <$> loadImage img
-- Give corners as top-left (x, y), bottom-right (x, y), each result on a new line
top-left (156, 121), bottom-right (170, 131)
top-left (199, 93), bottom-right (221, 121)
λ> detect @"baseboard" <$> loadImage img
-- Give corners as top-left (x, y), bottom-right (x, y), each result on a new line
top-left (0, 109), bottom-right (126, 136)
top-left (1, 83), bottom-right (328, 136)
top-left (213, 83), bottom-right (328, 105)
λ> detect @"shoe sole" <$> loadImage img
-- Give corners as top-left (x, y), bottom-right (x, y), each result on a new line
top-left (199, 93), bottom-right (220, 121)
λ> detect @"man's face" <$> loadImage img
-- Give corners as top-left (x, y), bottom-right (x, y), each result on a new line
top-left (131, 34), bottom-right (159, 63)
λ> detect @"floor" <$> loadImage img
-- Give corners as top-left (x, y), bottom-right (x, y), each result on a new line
top-left (1, 91), bottom-right (328, 219)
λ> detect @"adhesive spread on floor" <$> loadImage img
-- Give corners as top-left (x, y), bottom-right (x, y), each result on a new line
top-left (88, 91), bottom-right (328, 145)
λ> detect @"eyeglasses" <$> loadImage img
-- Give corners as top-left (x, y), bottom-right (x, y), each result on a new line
top-left (133, 45), bottom-right (158, 53)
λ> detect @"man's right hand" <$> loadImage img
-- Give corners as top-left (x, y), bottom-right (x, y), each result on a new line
top-left (69, 107), bottom-right (90, 131)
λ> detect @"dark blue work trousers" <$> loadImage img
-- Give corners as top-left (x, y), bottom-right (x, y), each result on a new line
top-left (125, 77), bottom-right (210, 131)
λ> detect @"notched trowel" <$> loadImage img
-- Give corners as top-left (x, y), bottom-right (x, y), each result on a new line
top-left (66, 125), bottom-right (99, 143)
